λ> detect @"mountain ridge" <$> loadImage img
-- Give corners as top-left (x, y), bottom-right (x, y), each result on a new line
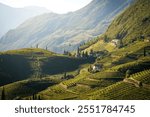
top-left (0, 2), bottom-right (50, 38)
top-left (82, 0), bottom-right (150, 52)
top-left (0, 0), bottom-right (133, 53)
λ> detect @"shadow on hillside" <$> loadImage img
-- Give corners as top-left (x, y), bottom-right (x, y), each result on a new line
top-left (0, 54), bottom-right (32, 86)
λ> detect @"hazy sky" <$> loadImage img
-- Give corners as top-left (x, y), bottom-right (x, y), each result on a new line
top-left (0, 0), bottom-right (93, 14)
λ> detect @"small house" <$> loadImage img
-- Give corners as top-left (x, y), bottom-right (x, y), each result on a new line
top-left (111, 39), bottom-right (121, 47)
top-left (92, 64), bottom-right (103, 72)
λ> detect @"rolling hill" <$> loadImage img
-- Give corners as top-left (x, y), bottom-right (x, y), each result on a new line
top-left (0, 0), bottom-right (133, 53)
top-left (0, 48), bottom-right (94, 86)
top-left (0, 3), bottom-right (49, 37)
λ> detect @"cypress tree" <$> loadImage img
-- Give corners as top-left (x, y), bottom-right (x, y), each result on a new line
top-left (1, 87), bottom-right (5, 100)
top-left (126, 69), bottom-right (132, 78)
top-left (144, 47), bottom-right (146, 56)
top-left (33, 94), bottom-right (35, 100)
top-left (64, 72), bottom-right (67, 79)
top-left (38, 95), bottom-right (41, 100)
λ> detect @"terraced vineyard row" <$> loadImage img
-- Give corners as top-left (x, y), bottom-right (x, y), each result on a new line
top-left (130, 69), bottom-right (150, 84)
top-left (39, 84), bottom-right (78, 100)
top-left (61, 69), bottom-right (90, 88)
top-left (111, 41), bottom-right (148, 56)
top-left (91, 71), bottom-right (124, 79)
top-left (111, 58), bottom-right (150, 73)
top-left (87, 81), bottom-right (150, 100)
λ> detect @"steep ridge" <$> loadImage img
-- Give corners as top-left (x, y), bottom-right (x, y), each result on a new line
top-left (83, 0), bottom-right (150, 52)
top-left (104, 0), bottom-right (150, 44)
top-left (0, 0), bottom-right (133, 53)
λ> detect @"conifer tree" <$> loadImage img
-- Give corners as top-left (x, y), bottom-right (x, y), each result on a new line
top-left (126, 69), bottom-right (132, 78)
top-left (64, 72), bottom-right (67, 79)
top-left (1, 87), bottom-right (5, 100)
top-left (38, 95), bottom-right (41, 100)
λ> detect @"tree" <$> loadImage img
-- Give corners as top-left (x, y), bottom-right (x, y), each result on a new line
top-left (144, 47), bottom-right (146, 56)
top-left (89, 49), bottom-right (94, 57)
top-left (32, 94), bottom-right (35, 100)
top-left (64, 72), bottom-right (67, 79)
top-left (32, 94), bottom-right (41, 100)
top-left (88, 65), bottom-right (92, 72)
top-left (119, 39), bottom-right (123, 48)
top-left (76, 47), bottom-right (81, 57)
top-left (38, 95), bottom-right (41, 100)
top-left (103, 35), bottom-right (109, 42)
top-left (85, 51), bottom-right (88, 58)
top-left (81, 51), bottom-right (85, 58)
top-left (126, 69), bottom-right (132, 78)
top-left (1, 87), bottom-right (5, 100)
top-left (46, 46), bottom-right (48, 50)
top-left (36, 44), bottom-right (39, 48)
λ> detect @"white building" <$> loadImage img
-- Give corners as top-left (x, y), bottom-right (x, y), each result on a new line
top-left (111, 39), bottom-right (121, 47)
top-left (92, 64), bottom-right (103, 72)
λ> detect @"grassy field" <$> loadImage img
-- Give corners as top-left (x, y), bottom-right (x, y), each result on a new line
top-left (0, 76), bottom-right (60, 100)
top-left (0, 48), bottom-right (95, 86)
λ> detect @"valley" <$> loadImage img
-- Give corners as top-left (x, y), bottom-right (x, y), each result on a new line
top-left (0, 0), bottom-right (150, 100)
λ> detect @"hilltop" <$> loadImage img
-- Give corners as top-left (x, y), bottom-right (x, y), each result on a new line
top-left (0, 48), bottom-right (94, 86)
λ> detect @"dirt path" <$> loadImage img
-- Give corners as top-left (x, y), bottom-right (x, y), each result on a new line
top-left (86, 77), bottom-right (100, 82)
top-left (59, 83), bottom-right (67, 89)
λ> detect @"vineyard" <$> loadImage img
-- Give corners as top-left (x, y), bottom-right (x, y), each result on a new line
top-left (111, 57), bottom-right (150, 73)
top-left (130, 69), bottom-right (150, 84)
top-left (0, 77), bottom-right (58, 99)
top-left (87, 81), bottom-right (150, 100)
top-left (83, 68), bottom-right (150, 100)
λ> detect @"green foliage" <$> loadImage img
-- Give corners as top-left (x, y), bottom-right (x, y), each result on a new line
top-left (87, 81), bottom-right (150, 100)
top-left (79, 37), bottom-right (100, 50)
top-left (1, 87), bottom-right (5, 100)
top-left (105, 0), bottom-right (150, 45)
top-left (32, 94), bottom-right (41, 100)
top-left (0, 48), bottom-right (95, 86)
top-left (125, 69), bottom-right (132, 78)
top-left (129, 69), bottom-right (150, 84)
top-left (0, 0), bottom-right (150, 100)
top-left (0, 77), bottom-right (59, 100)
top-left (103, 35), bottom-right (109, 42)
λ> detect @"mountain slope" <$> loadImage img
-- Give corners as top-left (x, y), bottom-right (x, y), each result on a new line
top-left (104, 0), bottom-right (150, 44)
top-left (0, 0), bottom-right (133, 53)
top-left (83, 0), bottom-right (150, 52)
top-left (0, 3), bottom-right (49, 37)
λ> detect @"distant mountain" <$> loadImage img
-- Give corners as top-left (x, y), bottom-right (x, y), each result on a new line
top-left (0, 3), bottom-right (49, 37)
top-left (0, 0), bottom-right (133, 53)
